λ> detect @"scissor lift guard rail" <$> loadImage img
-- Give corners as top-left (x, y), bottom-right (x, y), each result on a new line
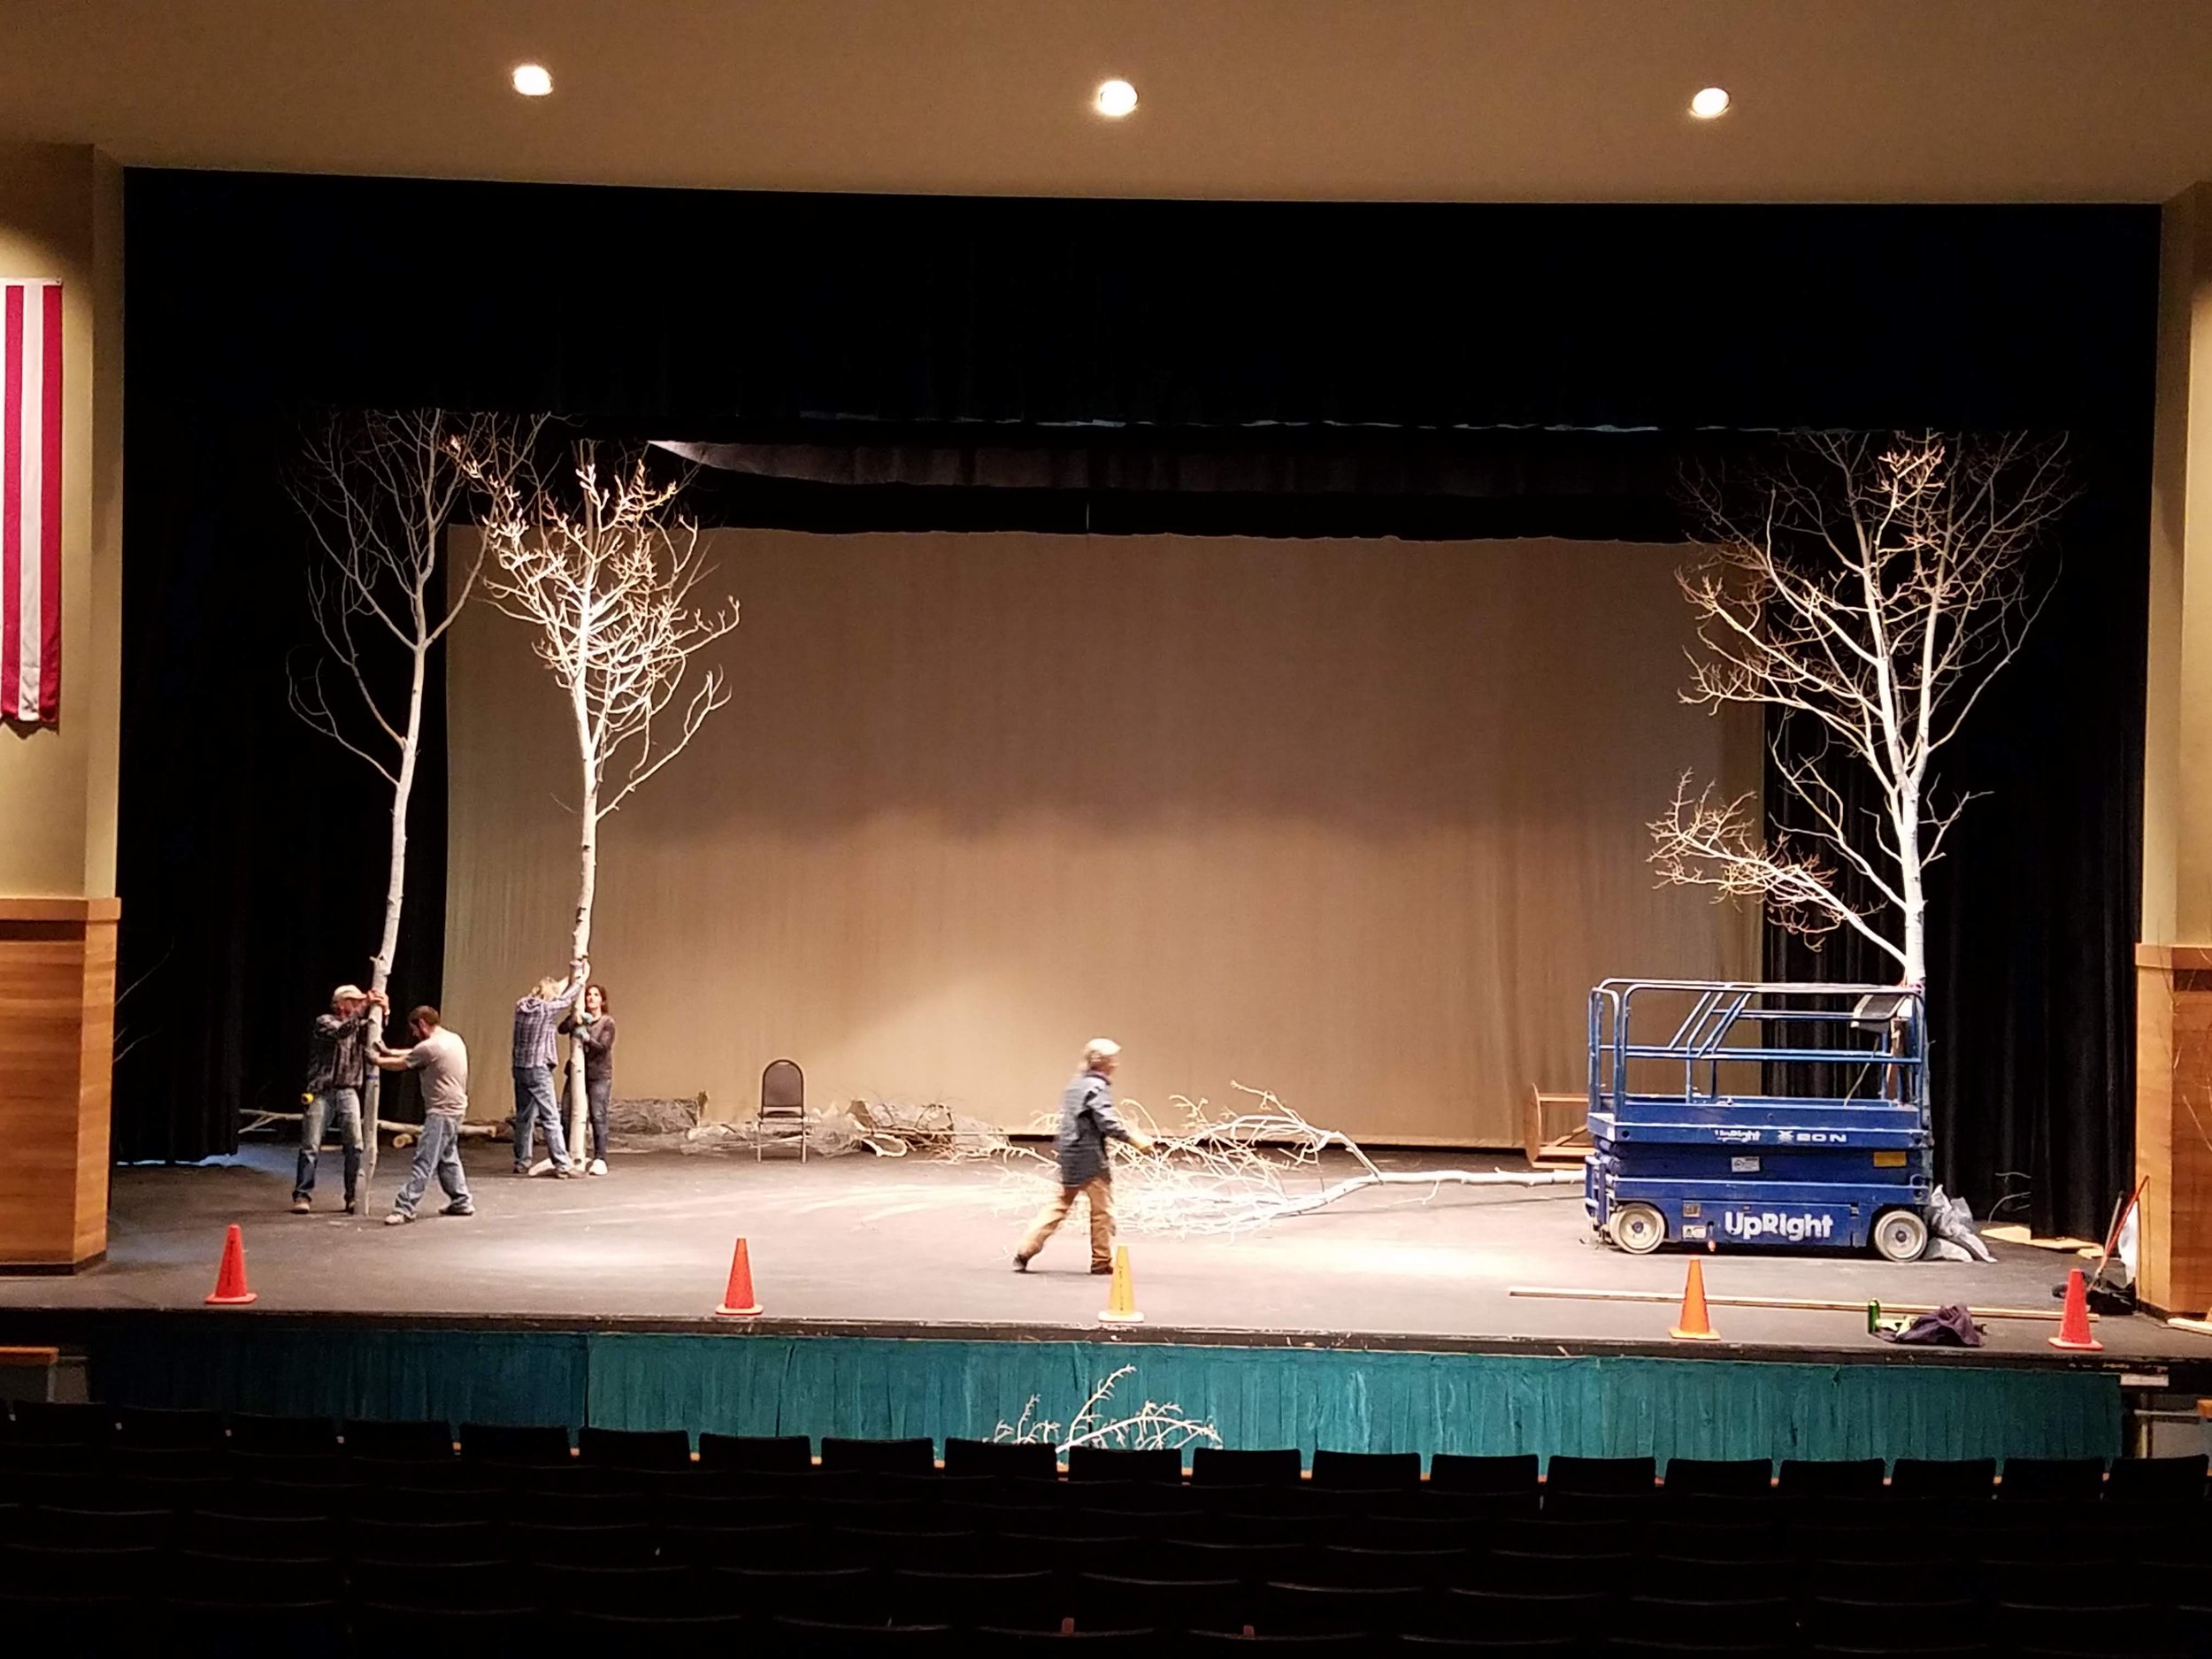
top-left (1586, 979), bottom-right (1933, 1261)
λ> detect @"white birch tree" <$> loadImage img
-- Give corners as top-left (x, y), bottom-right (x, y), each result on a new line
top-left (473, 442), bottom-right (741, 1154)
top-left (288, 408), bottom-right (541, 1177)
top-left (1649, 432), bottom-right (2070, 988)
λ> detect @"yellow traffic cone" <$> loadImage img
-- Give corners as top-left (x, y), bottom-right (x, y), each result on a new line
top-left (1098, 1244), bottom-right (1144, 1324)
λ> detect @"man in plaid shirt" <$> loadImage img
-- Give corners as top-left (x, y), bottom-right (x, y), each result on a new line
top-left (512, 957), bottom-right (588, 1175)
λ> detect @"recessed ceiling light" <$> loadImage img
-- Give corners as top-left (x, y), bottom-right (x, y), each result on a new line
top-left (1094, 79), bottom-right (1139, 119)
top-left (1689, 86), bottom-right (1731, 120)
top-left (512, 64), bottom-right (554, 97)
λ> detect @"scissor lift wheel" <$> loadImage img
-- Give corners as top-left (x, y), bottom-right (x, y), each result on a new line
top-left (1609, 1202), bottom-right (1667, 1255)
top-left (1871, 1208), bottom-right (1929, 1263)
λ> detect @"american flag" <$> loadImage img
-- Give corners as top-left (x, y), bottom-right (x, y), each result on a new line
top-left (3, 280), bottom-right (62, 726)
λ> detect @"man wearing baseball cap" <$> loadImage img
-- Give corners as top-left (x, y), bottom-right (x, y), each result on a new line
top-left (294, 982), bottom-right (386, 1215)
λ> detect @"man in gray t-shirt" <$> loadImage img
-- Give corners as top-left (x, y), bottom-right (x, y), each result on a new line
top-left (373, 1006), bottom-right (475, 1224)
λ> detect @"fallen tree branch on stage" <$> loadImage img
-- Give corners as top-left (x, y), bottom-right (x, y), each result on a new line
top-left (1005, 1082), bottom-right (1579, 1237)
top-left (676, 1099), bottom-right (1016, 1160)
top-left (994, 1364), bottom-right (1222, 1456)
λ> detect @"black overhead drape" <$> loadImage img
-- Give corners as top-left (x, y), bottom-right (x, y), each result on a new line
top-left (118, 171), bottom-right (2154, 1233)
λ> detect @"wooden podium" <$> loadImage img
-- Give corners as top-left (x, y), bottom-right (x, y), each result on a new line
top-left (0, 896), bottom-right (116, 1271)
top-left (2134, 944), bottom-right (2212, 1317)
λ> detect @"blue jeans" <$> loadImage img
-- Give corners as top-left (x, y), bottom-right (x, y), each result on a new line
top-left (295, 1086), bottom-right (362, 1204)
top-left (512, 1064), bottom-right (570, 1170)
top-left (565, 1066), bottom-right (612, 1162)
top-left (392, 1112), bottom-right (472, 1217)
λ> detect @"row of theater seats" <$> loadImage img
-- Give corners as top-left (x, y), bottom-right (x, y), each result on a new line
top-left (4, 1398), bottom-right (2208, 1501)
top-left (1, 1403), bottom-right (2206, 1656)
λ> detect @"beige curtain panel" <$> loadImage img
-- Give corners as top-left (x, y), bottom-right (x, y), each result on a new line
top-left (443, 530), bottom-right (1758, 1145)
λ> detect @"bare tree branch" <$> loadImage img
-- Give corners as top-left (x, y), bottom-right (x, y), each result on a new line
top-left (470, 441), bottom-right (741, 1156)
top-left (1656, 433), bottom-right (2069, 990)
top-left (288, 407), bottom-right (547, 1179)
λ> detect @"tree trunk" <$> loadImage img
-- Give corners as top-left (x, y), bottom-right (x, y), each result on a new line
top-left (363, 640), bottom-right (429, 1185)
top-left (1895, 793), bottom-right (1927, 989)
top-left (567, 710), bottom-right (597, 1162)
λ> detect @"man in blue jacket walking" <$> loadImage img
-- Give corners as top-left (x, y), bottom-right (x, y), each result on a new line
top-left (1014, 1038), bottom-right (1154, 1273)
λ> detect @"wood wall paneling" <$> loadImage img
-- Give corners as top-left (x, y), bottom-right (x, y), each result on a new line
top-left (0, 898), bottom-right (116, 1270)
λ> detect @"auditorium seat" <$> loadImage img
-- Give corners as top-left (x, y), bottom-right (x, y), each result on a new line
top-left (1430, 1586), bottom-right (1616, 1641)
top-left (1776, 1457), bottom-right (1887, 1497)
top-left (1185, 1635), bottom-right (1366, 1649)
top-left (822, 1435), bottom-right (937, 1477)
top-left (698, 1431), bottom-right (814, 1473)
top-left (2104, 1453), bottom-right (2207, 1503)
top-left (944, 1436), bottom-right (1062, 1481)
top-left (340, 1417), bottom-right (454, 1460)
top-left (772, 1616), bottom-right (953, 1653)
top-left (1193, 1446), bottom-right (1305, 1487)
top-left (1545, 1455), bottom-right (1655, 1497)
top-left (4, 1402), bottom-right (112, 1446)
top-left (974, 1632), bottom-right (1158, 1656)
top-left (344, 1558), bottom-right (514, 1609)
top-left (570, 1608), bottom-right (753, 1652)
top-left (579, 1425), bottom-right (693, 1470)
top-left (1997, 1457), bottom-right (2106, 1502)
top-left (1429, 1453), bottom-right (1540, 1495)
top-left (354, 1601), bottom-right (544, 1645)
top-left (888, 1566), bottom-right (1063, 1628)
top-left (1068, 1446), bottom-right (1184, 1483)
top-left (707, 1562), bottom-right (886, 1620)
top-left (1257, 1579), bottom-right (1427, 1635)
top-left (536, 1560), bottom-right (697, 1613)
top-left (1307, 1543), bottom-right (1468, 1587)
top-left (116, 1404), bottom-right (228, 1449)
top-left (1890, 1457), bottom-right (1995, 1499)
top-left (458, 1421), bottom-right (572, 1465)
top-left (1660, 1456), bottom-right (1771, 1495)
top-left (189, 1509), bottom-right (337, 1559)
top-left (348, 1516), bottom-right (503, 1561)
top-left (227, 1411), bottom-right (339, 1453)
top-left (1078, 1570), bottom-right (1243, 1632)
top-left (1310, 1449), bottom-right (1423, 1490)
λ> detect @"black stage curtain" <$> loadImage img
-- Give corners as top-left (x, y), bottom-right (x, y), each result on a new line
top-left (117, 171), bottom-right (2154, 1233)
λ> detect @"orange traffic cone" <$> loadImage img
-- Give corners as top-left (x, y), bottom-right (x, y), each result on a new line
top-left (714, 1238), bottom-right (764, 1317)
top-left (204, 1224), bottom-right (258, 1306)
top-left (2049, 1268), bottom-right (2102, 1351)
top-left (1669, 1257), bottom-right (1718, 1340)
top-left (1098, 1245), bottom-right (1144, 1325)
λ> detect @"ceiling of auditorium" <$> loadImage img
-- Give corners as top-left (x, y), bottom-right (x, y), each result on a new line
top-left (6, 0), bottom-right (2212, 204)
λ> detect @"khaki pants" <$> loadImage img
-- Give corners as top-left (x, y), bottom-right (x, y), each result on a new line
top-left (1018, 1175), bottom-right (1115, 1269)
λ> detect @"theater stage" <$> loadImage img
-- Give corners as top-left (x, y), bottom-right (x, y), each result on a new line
top-left (0, 1143), bottom-right (2201, 1467)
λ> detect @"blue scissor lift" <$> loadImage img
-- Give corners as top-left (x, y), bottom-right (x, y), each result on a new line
top-left (1586, 979), bottom-right (1933, 1262)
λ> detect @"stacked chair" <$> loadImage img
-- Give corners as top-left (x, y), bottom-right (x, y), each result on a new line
top-left (1, 1401), bottom-right (2205, 1655)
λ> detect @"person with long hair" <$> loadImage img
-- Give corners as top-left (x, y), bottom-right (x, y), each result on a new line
top-left (559, 981), bottom-right (618, 1177)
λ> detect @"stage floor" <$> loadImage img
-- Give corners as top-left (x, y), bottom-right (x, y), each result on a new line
top-left (4, 1141), bottom-right (2205, 1373)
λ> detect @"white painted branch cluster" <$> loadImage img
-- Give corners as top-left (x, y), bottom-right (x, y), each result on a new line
top-left (1653, 432), bottom-right (2069, 987)
top-left (471, 441), bottom-right (740, 1153)
top-left (994, 1364), bottom-right (1223, 1456)
top-left (1007, 1082), bottom-right (1578, 1236)
top-left (288, 408), bottom-right (543, 1178)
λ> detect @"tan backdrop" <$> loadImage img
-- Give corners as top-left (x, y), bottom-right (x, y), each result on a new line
top-left (442, 530), bottom-right (1758, 1144)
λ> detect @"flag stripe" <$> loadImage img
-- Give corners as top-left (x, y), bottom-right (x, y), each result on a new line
top-left (19, 282), bottom-right (45, 722)
top-left (37, 280), bottom-right (60, 721)
top-left (2, 284), bottom-right (23, 721)
top-left (0, 280), bottom-right (60, 726)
